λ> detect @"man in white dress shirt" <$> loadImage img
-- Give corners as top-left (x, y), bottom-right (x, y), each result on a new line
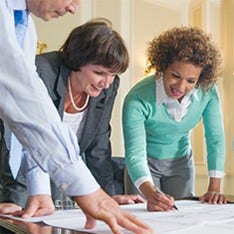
top-left (0, 1), bottom-right (152, 233)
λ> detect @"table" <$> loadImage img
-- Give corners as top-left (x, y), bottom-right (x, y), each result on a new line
top-left (1, 199), bottom-right (234, 234)
top-left (0, 217), bottom-right (94, 234)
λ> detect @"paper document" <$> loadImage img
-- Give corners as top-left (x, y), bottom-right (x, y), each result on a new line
top-left (2, 200), bottom-right (234, 234)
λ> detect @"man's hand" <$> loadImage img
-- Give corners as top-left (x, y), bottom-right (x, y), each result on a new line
top-left (14, 195), bottom-right (55, 218)
top-left (73, 188), bottom-right (153, 234)
top-left (112, 194), bottom-right (145, 205)
top-left (0, 203), bottom-right (22, 214)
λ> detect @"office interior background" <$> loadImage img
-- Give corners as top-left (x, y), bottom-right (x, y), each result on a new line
top-left (34, 0), bottom-right (234, 196)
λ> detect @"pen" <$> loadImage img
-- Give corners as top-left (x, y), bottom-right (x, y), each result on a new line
top-left (154, 186), bottom-right (178, 210)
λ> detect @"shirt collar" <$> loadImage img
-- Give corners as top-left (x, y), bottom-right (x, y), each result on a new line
top-left (6, 0), bottom-right (27, 10)
top-left (156, 76), bottom-right (199, 106)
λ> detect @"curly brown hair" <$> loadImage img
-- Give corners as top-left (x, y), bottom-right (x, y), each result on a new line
top-left (146, 27), bottom-right (223, 90)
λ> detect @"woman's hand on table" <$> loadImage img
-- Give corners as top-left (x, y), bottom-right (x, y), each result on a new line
top-left (200, 191), bottom-right (228, 204)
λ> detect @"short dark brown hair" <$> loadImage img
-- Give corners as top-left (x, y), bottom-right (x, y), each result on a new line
top-left (60, 18), bottom-right (129, 74)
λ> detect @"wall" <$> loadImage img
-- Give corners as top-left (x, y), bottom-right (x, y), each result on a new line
top-left (33, 11), bottom-right (81, 51)
top-left (33, 0), bottom-right (186, 157)
top-left (221, 0), bottom-right (234, 195)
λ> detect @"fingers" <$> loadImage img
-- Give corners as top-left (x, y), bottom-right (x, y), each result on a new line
top-left (102, 205), bottom-right (152, 234)
top-left (103, 216), bottom-right (122, 234)
top-left (112, 195), bottom-right (132, 205)
top-left (19, 204), bottom-right (38, 219)
top-left (147, 201), bottom-right (171, 211)
top-left (97, 209), bottom-right (153, 234)
top-left (29, 206), bottom-right (55, 217)
top-left (200, 191), bottom-right (228, 204)
top-left (0, 203), bottom-right (22, 214)
top-left (14, 205), bottom-right (54, 219)
top-left (147, 192), bottom-right (175, 211)
top-left (116, 211), bottom-right (153, 234)
top-left (85, 215), bottom-right (97, 229)
top-left (132, 194), bottom-right (145, 203)
top-left (76, 189), bottom-right (153, 234)
top-left (13, 195), bottom-right (55, 219)
top-left (210, 192), bottom-right (220, 204)
top-left (112, 194), bottom-right (145, 205)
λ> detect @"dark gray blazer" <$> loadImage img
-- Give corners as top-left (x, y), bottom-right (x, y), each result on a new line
top-left (37, 51), bottom-right (119, 196)
top-left (0, 51), bottom-right (120, 206)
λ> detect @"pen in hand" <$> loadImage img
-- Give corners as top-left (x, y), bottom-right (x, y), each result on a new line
top-left (154, 186), bottom-right (178, 210)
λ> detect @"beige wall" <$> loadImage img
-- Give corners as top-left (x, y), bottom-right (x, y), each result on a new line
top-left (33, 9), bottom-right (81, 51)
top-left (221, 0), bottom-right (234, 195)
top-left (34, 0), bottom-right (233, 196)
top-left (131, 0), bottom-right (181, 84)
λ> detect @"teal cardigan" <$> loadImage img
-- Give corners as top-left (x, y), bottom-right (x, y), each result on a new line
top-left (122, 75), bottom-right (225, 183)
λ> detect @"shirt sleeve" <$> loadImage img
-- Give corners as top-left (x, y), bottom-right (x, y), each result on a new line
top-left (208, 170), bottom-right (225, 178)
top-left (122, 90), bottom-right (153, 188)
top-left (24, 152), bottom-right (51, 196)
top-left (28, 169), bottom-right (51, 196)
top-left (203, 86), bottom-right (226, 173)
top-left (0, 1), bottom-right (100, 196)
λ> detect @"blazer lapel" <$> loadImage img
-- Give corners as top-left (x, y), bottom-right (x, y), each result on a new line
top-left (49, 60), bottom-right (106, 152)
top-left (55, 64), bottom-right (70, 118)
top-left (52, 63), bottom-right (106, 152)
top-left (79, 92), bottom-right (105, 151)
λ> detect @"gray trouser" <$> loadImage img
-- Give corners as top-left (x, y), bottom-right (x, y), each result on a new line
top-left (125, 152), bottom-right (195, 199)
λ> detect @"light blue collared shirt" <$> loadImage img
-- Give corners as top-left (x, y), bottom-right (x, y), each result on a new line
top-left (0, 0), bottom-right (99, 196)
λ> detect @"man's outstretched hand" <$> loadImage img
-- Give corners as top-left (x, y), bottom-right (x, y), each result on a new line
top-left (73, 188), bottom-right (153, 234)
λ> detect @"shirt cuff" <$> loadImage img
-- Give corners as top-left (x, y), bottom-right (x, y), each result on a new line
top-left (134, 176), bottom-right (154, 191)
top-left (50, 159), bottom-right (100, 197)
top-left (27, 167), bottom-right (51, 195)
top-left (208, 170), bottom-right (225, 178)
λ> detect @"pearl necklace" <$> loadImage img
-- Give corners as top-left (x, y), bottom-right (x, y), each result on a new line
top-left (68, 77), bottom-right (90, 112)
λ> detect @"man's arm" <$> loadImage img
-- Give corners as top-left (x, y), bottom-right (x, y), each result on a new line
top-left (0, 0), bottom-right (99, 198)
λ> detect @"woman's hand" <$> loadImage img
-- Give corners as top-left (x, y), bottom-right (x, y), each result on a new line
top-left (200, 177), bottom-right (227, 204)
top-left (146, 190), bottom-right (175, 211)
top-left (200, 191), bottom-right (228, 204)
top-left (112, 194), bottom-right (145, 205)
top-left (140, 182), bottom-right (176, 211)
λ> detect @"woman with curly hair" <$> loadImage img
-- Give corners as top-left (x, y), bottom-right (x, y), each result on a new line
top-left (123, 26), bottom-right (227, 212)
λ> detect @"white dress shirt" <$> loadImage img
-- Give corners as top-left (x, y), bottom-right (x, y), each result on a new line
top-left (0, 0), bottom-right (99, 196)
top-left (156, 77), bottom-right (196, 122)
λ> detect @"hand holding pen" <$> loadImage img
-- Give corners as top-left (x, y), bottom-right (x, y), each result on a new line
top-left (139, 182), bottom-right (178, 212)
top-left (154, 186), bottom-right (178, 210)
